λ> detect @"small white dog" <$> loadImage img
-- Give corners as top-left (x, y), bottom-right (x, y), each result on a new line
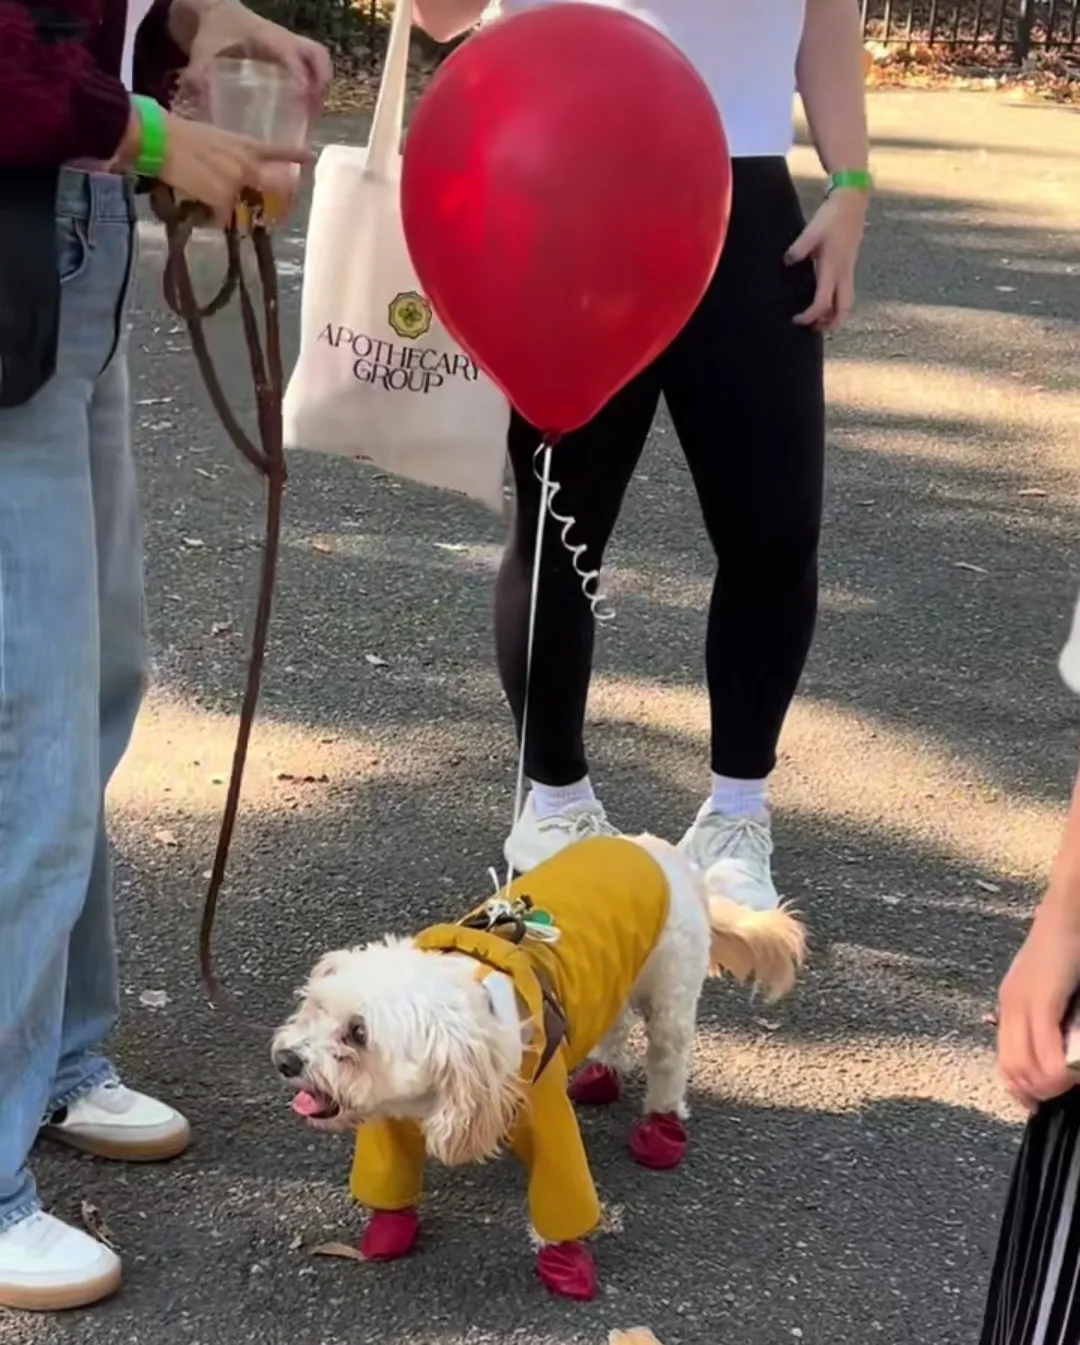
top-left (272, 834), bottom-right (804, 1300)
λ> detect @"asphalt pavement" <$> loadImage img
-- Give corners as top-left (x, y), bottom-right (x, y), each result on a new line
top-left (6, 89), bottom-right (1080, 1345)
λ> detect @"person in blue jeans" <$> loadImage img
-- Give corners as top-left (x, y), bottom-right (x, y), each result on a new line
top-left (0, 0), bottom-right (329, 1312)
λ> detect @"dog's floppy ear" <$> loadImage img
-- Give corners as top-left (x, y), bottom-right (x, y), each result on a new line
top-left (422, 1018), bottom-right (523, 1167)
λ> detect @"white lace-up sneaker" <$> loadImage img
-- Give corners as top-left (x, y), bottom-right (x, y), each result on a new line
top-left (679, 803), bottom-right (780, 912)
top-left (0, 1211), bottom-right (121, 1312)
top-left (504, 793), bottom-right (618, 873)
top-left (42, 1081), bottom-right (190, 1163)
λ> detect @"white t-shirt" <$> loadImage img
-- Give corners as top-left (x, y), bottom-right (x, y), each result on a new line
top-left (496, 0), bottom-right (807, 158)
top-left (122, 0), bottom-right (157, 89)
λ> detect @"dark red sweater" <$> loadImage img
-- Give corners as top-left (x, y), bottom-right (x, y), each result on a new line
top-left (0, 0), bottom-right (185, 167)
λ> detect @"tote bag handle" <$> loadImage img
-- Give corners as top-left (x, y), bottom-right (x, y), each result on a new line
top-left (366, 0), bottom-right (414, 179)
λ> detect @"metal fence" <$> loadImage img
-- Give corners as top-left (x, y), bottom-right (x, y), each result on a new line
top-left (861, 0), bottom-right (1080, 59)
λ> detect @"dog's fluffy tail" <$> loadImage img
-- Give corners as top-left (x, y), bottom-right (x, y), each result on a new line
top-left (706, 894), bottom-right (806, 1002)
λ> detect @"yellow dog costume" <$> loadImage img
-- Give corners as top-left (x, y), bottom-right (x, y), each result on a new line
top-left (350, 837), bottom-right (671, 1253)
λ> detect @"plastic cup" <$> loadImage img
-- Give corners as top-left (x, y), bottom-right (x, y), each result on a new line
top-left (207, 58), bottom-right (310, 224)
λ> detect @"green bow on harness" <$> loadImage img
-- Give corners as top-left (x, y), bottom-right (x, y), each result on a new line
top-left (460, 894), bottom-right (561, 945)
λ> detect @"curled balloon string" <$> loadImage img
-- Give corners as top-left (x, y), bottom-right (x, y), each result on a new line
top-left (531, 441), bottom-right (616, 624)
top-left (505, 434), bottom-right (616, 894)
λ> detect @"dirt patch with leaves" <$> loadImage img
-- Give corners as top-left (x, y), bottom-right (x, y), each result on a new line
top-left (865, 43), bottom-right (1080, 103)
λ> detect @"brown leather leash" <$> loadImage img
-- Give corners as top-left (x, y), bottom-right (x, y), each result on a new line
top-left (149, 193), bottom-right (567, 1055)
top-left (151, 186), bottom-right (286, 1035)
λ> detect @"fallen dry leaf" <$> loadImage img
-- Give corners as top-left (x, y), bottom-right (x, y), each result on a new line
top-left (154, 829), bottom-right (179, 848)
top-left (975, 879), bottom-right (1002, 893)
top-left (365, 653), bottom-right (388, 667)
top-left (139, 989), bottom-right (170, 1009)
top-left (182, 537), bottom-right (205, 549)
top-left (1018, 488), bottom-right (1048, 498)
top-left (311, 540), bottom-right (334, 555)
top-left (954, 561), bottom-right (989, 575)
top-left (310, 1242), bottom-right (364, 1261)
top-left (80, 1201), bottom-right (119, 1250)
top-left (610, 1332), bottom-right (664, 1345)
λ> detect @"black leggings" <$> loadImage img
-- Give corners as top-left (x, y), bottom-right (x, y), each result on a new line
top-left (495, 156), bottom-right (825, 788)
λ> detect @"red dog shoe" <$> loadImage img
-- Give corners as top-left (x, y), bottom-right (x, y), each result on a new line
top-left (568, 1061), bottom-right (621, 1105)
top-left (536, 1241), bottom-right (598, 1300)
top-left (628, 1112), bottom-right (688, 1170)
top-left (359, 1208), bottom-right (420, 1261)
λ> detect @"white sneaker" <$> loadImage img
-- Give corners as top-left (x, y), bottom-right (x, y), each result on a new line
top-left (0, 1211), bottom-right (121, 1312)
top-left (504, 793), bottom-right (618, 873)
top-left (42, 1081), bottom-right (190, 1163)
top-left (679, 803), bottom-right (780, 912)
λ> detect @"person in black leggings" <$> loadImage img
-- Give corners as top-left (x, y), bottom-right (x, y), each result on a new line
top-left (412, 0), bottom-right (871, 903)
top-left (498, 158), bottom-right (824, 893)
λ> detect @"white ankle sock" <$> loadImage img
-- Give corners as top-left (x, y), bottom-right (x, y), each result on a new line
top-left (531, 777), bottom-right (596, 820)
top-left (709, 773), bottom-right (769, 819)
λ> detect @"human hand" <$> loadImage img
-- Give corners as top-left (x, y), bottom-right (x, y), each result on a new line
top-left (184, 0), bottom-right (333, 112)
top-left (786, 188), bottom-right (868, 333)
top-left (998, 900), bottom-right (1080, 1111)
top-left (119, 108), bottom-right (311, 224)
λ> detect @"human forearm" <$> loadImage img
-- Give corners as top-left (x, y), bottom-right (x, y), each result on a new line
top-left (162, 0), bottom-right (223, 51)
top-left (796, 0), bottom-right (869, 177)
top-left (413, 0), bottom-right (485, 43)
top-left (1040, 765), bottom-right (1080, 922)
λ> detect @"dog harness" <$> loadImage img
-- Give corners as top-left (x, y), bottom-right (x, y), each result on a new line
top-left (349, 836), bottom-right (671, 1244)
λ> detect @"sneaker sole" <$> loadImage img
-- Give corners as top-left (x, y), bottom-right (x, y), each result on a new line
top-left (0, 1260), bottom-right (122, 1312)
top-left (42, 1118), bottom-right (191, 1163)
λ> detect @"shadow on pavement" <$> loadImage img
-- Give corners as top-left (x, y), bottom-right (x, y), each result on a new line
top-left (37, 94), bottom-right (1074, 1345)
top-left (31, 1084), bottom-right (1015, 1345)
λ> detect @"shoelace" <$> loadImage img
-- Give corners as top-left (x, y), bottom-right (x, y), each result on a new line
top-left (702, 815), bottom-right (772, 863)
top-left (537, 806), bottom-right (612, 839)
top-left (570, 811), bottom-right (612, 839)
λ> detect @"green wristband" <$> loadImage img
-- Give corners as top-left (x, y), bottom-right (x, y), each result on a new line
top-left (826, 169), bottom-right (873, 197)
top-left (131, 95), bottom-right (168, 178)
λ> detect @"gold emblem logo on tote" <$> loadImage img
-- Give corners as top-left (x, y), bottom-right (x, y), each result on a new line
top-left (387, 292), bottom-right (433, 340)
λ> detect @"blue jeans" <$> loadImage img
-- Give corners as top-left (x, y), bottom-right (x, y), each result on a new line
top-left (0, 170), bottom-right (144, 1230)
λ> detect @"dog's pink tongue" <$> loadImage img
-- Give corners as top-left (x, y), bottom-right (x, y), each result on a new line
top-left (291, 1090), bottom-right (324, 1117)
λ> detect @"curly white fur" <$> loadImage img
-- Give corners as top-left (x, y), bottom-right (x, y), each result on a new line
top-left (271, 835), bottom-right (805, 1165)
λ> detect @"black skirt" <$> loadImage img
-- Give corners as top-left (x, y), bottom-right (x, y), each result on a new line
top-left (981, 1089), bottom-right (1080, 1344)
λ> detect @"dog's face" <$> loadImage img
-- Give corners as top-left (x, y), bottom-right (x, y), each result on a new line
top-left (271, 938), bottom-right (525, 1165)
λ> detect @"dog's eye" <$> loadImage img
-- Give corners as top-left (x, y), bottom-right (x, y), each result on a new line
top-left (347, 1018), bottom-right (367, 1049)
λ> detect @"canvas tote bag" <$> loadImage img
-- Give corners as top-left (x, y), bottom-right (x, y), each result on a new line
top-left (282, 0), bottom-right (510, 509)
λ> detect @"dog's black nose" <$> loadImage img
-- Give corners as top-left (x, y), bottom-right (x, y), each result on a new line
top-left (275, 1049), bottom-right (305, 1079)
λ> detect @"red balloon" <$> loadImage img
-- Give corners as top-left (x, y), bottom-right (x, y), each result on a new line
top-left (401, 3), bottom-right (732, 434)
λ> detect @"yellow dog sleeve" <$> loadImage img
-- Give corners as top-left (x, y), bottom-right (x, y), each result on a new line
top-left (508, 1052), bottom-right (601, 1244)
top-left (350, 1117), bottom-right (427, 1212)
